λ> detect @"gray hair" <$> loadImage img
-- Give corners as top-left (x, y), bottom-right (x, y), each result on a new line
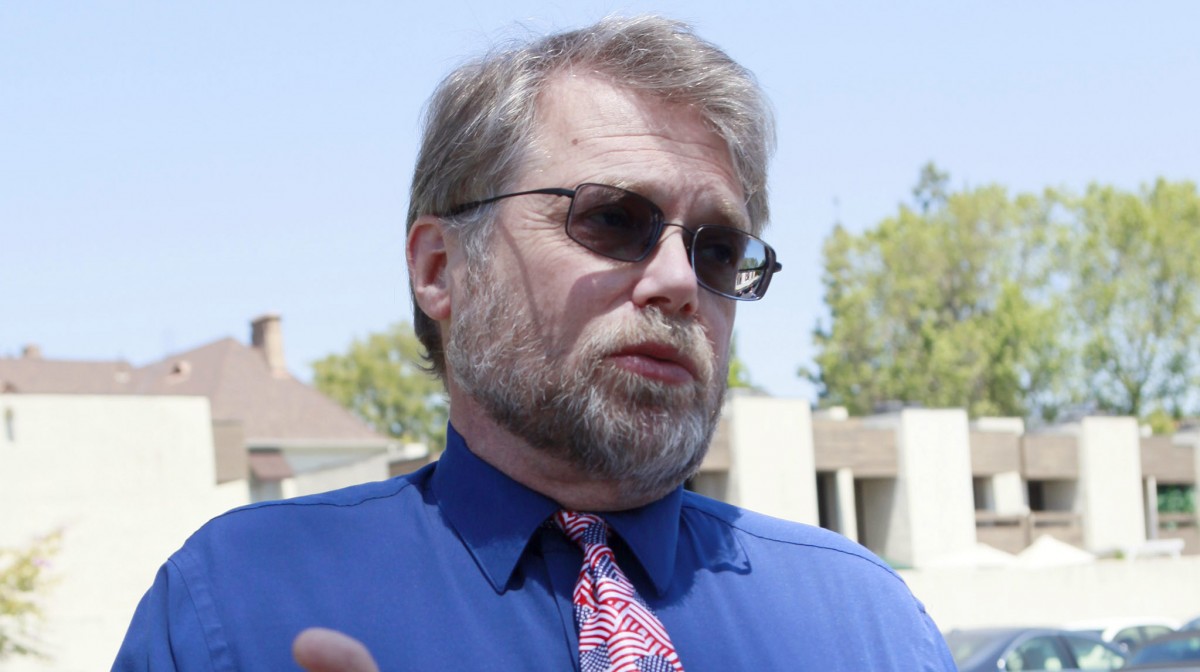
top-left (408, 15), bottom-right (776, 379)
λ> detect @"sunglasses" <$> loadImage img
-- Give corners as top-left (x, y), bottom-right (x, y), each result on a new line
top-left (446, 183), bottom-right (782, 301)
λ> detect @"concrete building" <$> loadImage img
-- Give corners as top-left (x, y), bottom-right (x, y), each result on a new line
top-left (689, 392), bottom-right (818, 523)
top-left (698, 400), bottom-right (1200, 629)
top-left (699, 401), bottom-right (1200, 567)
top-left (0, 314), bottom-right (405, 503)
top-left (0, 394), bottom-right (247, 670)
top-left (0, 315), bottom-right (406, 670)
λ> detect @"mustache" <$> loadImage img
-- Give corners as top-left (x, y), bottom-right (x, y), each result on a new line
top-left (579, 308), bottom-right (716, 384)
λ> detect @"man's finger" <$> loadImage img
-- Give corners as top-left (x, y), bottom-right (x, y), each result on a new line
top-left (293, 627), bottom-right (381, 672)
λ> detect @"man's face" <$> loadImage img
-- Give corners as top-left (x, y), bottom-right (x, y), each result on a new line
top-left (445, 73), bottom-right (745, 501)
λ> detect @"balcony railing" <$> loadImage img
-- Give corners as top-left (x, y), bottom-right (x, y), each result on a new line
top-left (1157, 512), bottom-right (1199, 554)
top-left (974, 510), bottom-right (1084, 554)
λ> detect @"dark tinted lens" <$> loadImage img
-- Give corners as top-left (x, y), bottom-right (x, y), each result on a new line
top-left (693, 226), bottom-right (771, 299)
top-left (565, 184), bottom-right (661, 261)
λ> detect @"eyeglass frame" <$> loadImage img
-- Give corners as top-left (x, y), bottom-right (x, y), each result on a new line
top-left (443, 183), bottom-right (782, 301)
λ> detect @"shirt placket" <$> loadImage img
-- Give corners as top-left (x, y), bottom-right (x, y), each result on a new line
top-left (536, 525), bottom-right (587, 671)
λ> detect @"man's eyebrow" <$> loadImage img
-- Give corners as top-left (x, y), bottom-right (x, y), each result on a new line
top-left (712, 197), bottom-right (751, 230)
top-left (592, 177), bottom-right (751, 229)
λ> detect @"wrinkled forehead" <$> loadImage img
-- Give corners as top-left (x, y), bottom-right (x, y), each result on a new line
top-left (523, 72), bottom-right (750, 226)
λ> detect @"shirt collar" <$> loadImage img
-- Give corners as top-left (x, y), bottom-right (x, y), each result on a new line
top-left (432, 423), bottom-right (682, 597)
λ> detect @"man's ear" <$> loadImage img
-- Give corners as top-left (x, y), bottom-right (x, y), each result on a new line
top-left (407, 215), bottom-right (453, 321)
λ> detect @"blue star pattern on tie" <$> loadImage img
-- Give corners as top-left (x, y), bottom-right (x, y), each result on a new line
top-left (554, 511), bottom-right (685, 672)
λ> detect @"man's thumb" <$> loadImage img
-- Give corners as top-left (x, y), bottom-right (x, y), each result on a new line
top-left (293, 627), bottom-right (381, 672)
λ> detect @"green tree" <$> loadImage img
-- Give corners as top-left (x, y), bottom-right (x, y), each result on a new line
top-left (313, 322), bottom-right (448, 450)
top-left (726, 333), bottom-right (755, 390)
top-left (1157, 484), bottom-right (1195, 514)
top-left (1063, 179), bottom-right (1200, 419)
top-left (807, 166), bottom-right (1069, 419)
top-left (912, 161), bottom-right (950, 214)
top-left (1, 531), bottom-right (60, 660)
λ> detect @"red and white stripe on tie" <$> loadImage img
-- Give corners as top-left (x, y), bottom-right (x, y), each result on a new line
top-left (554, 510), bottom-right (685, 672)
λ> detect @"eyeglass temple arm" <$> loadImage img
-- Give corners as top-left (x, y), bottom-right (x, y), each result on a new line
top-left (445, 187), bottom-right (576, 217)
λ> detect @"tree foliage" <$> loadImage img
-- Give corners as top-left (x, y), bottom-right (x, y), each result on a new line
top-left (809, 168), bottom-right (1200, 424)
top-left (1, 531), bottom-right (60, 660)
top-left (1062, 179), bottom-right (1200, 419)
top-left (1158, 484), bottom-right (1195, 515)
top-left (726, 334), bottom-right (755, 390)
top-left (313, 322), bottom-right (447, 449)
top-left (808, 167), bottom-right (1068, 419)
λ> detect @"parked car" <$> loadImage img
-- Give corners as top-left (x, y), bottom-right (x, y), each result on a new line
top-left (1066, 618), bottom-right (1181, 653)
top-left (944, 627), bottom-right (1129, 671)
top-left (1180, 616), bottom-right (1200, 632)
top-left (1123, 630), bottom-right (1200, 670)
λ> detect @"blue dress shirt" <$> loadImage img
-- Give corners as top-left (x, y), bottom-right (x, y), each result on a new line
top-left (114, 424), bottom-right (955, 670)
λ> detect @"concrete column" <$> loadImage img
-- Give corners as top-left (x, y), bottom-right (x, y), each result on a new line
top-left (892, 409), bottom-right (977, 568)
top-left (1144, 475), bottom-right (1159, 540)
top-left (993, 471), bottom-right (1029, 515)
top-left (1078, 417), bottom-right (1146, 552)
top-left (726, 395), bottom-right (817, 524)
top-left (835, 467), bottom-right (859, 542)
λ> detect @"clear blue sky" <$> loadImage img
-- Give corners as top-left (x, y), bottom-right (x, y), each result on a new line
top-left (3, 1), bottom-right (1198, 399)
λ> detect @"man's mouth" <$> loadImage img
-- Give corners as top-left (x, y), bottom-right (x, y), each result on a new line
top-left (606, 343), bottom-right (700, 385)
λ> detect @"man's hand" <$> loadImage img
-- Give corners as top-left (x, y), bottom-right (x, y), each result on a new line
top-left (293, 627), bottom-right (381, 672)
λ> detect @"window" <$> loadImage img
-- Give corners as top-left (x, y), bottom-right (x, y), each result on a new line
top-left (1006, 637), bottom-right (1065, 671)
top-left (1158, 484), bottom-right (1196, 515)
top-left (1064, 634), bottom-right (1125, 670)
top-left (1027, 480), bottom-right (1046, 511)
top-left (973, 476), bottom-right (993, 511)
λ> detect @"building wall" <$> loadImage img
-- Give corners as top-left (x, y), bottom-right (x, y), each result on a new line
top-left (1078, 417), bottom-right (1146, 552)
top-left (0, 395), bottom-right (248, 672)
top-left (992, 471), bottom-right (1028, 515)
top-left (724, 395), bottom-right (818, 524)
top-left (1043, 480), bottom-right (1079, 512)
top-left (855, 410), bottom-right (977, 568)
top-left (858, 477), bottom-right (903, 561)
top-left (284, 451), bottom-right (393, 498)
top-left (903, 556), bottom-right (1200, 631)
top-left (971, 419), bottom-right (1027, 517)
top-left (897, 409), bottom-right (978, 568)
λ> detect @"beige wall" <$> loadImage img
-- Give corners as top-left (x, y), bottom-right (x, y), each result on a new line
top-left (904, 556), bottom-right (1200, 631)
top-left (972, 418), bottom-right (1028, 516)
top-left (284, 451), bottom-right (393, 498)
top-left (1078, 417), bottom-right (1147, 552)
top-left (993, 471), bottom-right (1028, 515)
top-left (857, 410), bottom-right (977, 568)
top-left (0, 395), bottom-right (248, 672)
top-left (859, 476), bottom-right (904, 560)
top-left (898, 409), bottom-right (978, 568)
top-left (724, 394), bottom-right (818, 524)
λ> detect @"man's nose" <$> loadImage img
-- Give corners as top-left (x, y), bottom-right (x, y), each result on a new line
top-left (630, 225), bottom-right (699, 315)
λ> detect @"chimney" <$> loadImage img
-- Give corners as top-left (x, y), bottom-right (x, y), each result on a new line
top-left (22, 344), bottom-right (42, 359)
top-left (251, 314), bottom-right (288, 377)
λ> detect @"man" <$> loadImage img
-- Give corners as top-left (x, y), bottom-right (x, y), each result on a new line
top-left (115, 16), bottom-right (955, 671)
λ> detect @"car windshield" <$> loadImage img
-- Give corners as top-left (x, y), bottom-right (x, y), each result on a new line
top-left (944, 630), bottom-right (1009, 666)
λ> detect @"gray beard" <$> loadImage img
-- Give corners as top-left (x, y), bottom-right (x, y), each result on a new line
top-left (446, 263), bottom-right (727, 503)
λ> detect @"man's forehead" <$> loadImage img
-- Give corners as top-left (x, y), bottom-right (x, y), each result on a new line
top-left (527, 73), bottom-right (750, 227)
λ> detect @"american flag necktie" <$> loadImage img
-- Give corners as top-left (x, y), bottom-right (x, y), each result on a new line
top-left (553, 510), bottom-right (685, 672)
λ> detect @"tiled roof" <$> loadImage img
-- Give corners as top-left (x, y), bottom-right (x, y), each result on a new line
top-left (0, 337), bottom-right (388, 448)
